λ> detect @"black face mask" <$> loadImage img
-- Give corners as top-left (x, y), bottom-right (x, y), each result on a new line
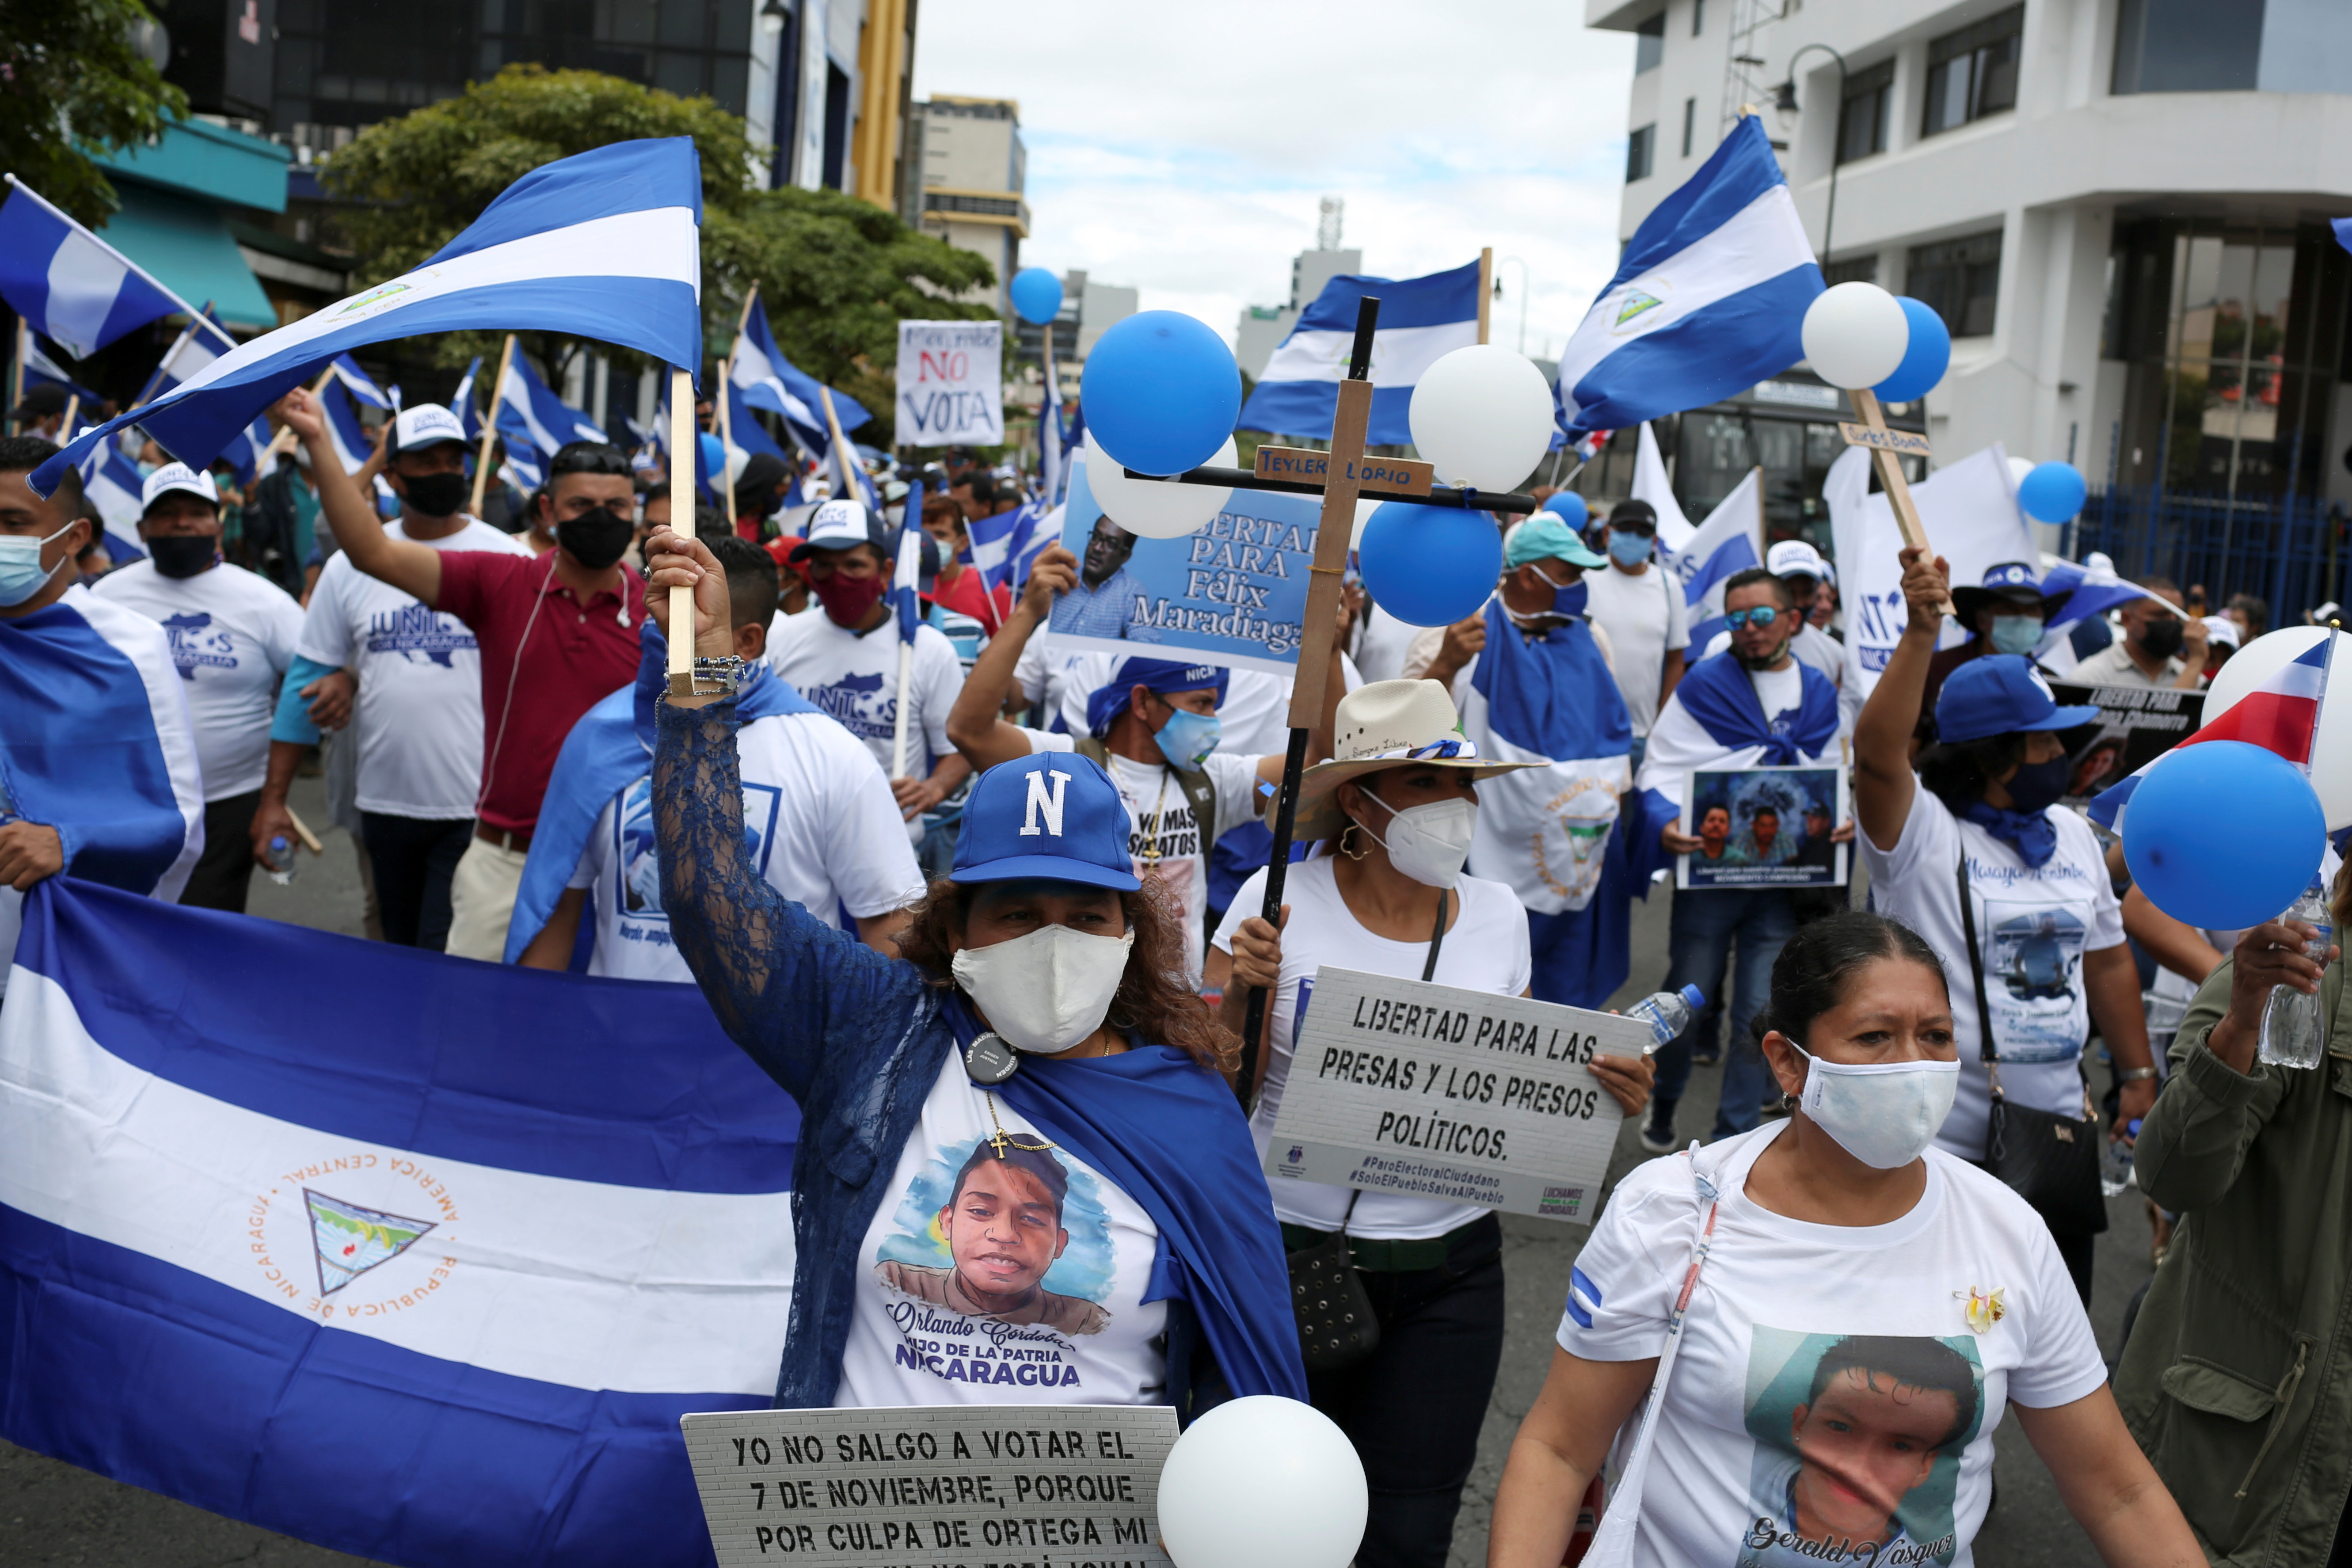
top-left (146, 534), bottom-right (220, 579)
top-left (400, 470), bottom-right (470, 519)
top-left (2002, 754), bottom-right (2071, 815)
top-left (557, 506), bottom-right (634, 571)
top-left (2140, 617), bottom-right (2185, 658)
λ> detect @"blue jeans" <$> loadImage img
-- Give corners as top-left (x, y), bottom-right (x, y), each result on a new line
top-left (1651, 887), bottom-right (1798, 1140)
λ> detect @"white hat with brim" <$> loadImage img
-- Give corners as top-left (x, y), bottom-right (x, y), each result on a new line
top-left (1289, 679), bottom-right (1542, 841)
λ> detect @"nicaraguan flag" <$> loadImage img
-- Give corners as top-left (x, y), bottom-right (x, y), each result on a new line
top-left (971, 495), bottom-right (1047, 598)
top-left (729, 297), bottom-right (869, 453)
top-left (2089, 637), bottom-right (2333, 832)
top-left (1238, 259), bottom-right (1481, 446)
top-left (331, 352), bottom-right (394, 410)
top-left (724, 379), bottom-right (791, 468)
top-left (23, 339), bottom-right (102, 403)
top-left (892, 480), bottom-right (926, 643)
top-left (33, 138), bottom-right (704, 499)
top-left (1554, 117), bottom-right (1823, 436)
top-left (0, 176), bottom-right (203, 359)
top-left (72, 436), bottom-right (150, 558)
top-left (1658, 466), bottom-right (1764, 649)
top-left (143, 308), bottom-right (241, 403)
top-left (501, 353), bottom-right (609, 459)
top-left (449, 355), bottom-right (486, 442)
top-left (0, 878), bottom-right (798, 1566)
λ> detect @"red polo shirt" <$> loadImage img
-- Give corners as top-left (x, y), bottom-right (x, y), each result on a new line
top-left (436, 551), bottom-right (645, 836)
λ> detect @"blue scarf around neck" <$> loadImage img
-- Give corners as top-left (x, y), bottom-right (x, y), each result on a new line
top-left (1961, 799), bottom-right (2057, 868)
top-left (1673, 650), bottom-right (1839, 765)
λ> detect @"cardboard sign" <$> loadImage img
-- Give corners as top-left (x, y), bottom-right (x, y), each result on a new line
top-left (2050, 680), bottom-right (2205, 803)
top-left (1259, 966), bottom-right (1644, 1223)
top-left (681, 1404), bottom-right (1178, 1568)
top-left (896, 321), bottom-right (1004, 446)
top-left (1252, 446), bottom-right (1435, 497)
top-left (1678, 765), bottom-right (1848, 891)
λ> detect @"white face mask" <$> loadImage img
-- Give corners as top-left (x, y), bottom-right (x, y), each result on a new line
top-left (1788, 1042), bottom-right (1959, 1169)
top-left (951, 922), bottom-right (1136, 1054)
top-left (1356, 792), bottom-right (1478, 888)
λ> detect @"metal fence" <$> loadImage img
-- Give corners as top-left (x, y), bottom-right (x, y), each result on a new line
top-left (2068, 486), bottom-right (2349, 619)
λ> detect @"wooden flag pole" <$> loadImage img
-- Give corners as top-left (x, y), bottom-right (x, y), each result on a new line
top-left (818, 383), bottom-right (854, 500)
top-left (667, 366), bottom-right (697, 697)
top-left (1477, 247), bottom-right (1493, 347)
top-left (60, 395), bottom-right (79, 438)
top-left (1842, 386), bottom-right (1954, 618)
top-left (469, 334), bottom-right (516, 518)
top-left (262, 367), bottom-right (339, 465)
top-left (9, 318), bottom-right (27, 436)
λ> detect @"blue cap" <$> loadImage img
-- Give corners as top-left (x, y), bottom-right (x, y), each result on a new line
top-left (1678, 984), bottom-right (1705, 1010)
top-left (1084, 658), bottom-right (1231, 738)
top-left (1504, 513), bottom-right (1607, 570)
top-left (1935, 655), bottom-right (2101, 745)
top-left (952, 752), bottom-right (1142, 891)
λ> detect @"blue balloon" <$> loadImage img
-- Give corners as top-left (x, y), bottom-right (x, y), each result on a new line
top-left (1359, 502), bottom-right (1502, 627)
top-left (1009, 266), bottom-right (1064, 326)
top-left (1541, 491), bottom-right (1590, 529)
top-left (2017, 461), bottom-right (2089, 524)
top-left (697, 432), bottom-right (725, 480)
top-left (1079, 311), bottom-right (1240, 477)
top-left (1872, 298), bottom-right (1951, 404)
top-left (2124, 740), bottom-right (2325, 929)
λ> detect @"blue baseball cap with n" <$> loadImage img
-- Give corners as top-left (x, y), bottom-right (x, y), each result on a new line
top-left (1084, 657), bottom-right (1231, 738)
top-left (953, 752), bottom-right (1142, 891)
top-left (1935, 655), bottom-right (2101, 744)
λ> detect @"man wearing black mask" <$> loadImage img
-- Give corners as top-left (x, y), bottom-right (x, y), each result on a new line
top-left (282, 388), bottom-right (645, 959)
top-left (2068, 575), bottom-right (2208, 692)
top-left (93, 462), bottom-right (305, 912)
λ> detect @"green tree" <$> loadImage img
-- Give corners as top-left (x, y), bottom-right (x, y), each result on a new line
top-left (323, 64), bottom-right (996, 442)
top-left (0, 0), bottom-right (187, 226)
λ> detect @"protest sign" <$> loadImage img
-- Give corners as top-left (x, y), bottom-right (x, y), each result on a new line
top-left (1047, 451), bottom-right (1321, 676)
top-left (1678, 764), bottom-right (1846, 890)
top-left (681, 1404), bottom-right (1177, 1568)
top-left (2051, 680), bottom-right (2205, 802)
top-left (1260, 967), bottom-right (1644, 1223)
top-left (896, 321), bottom-right (1004, 446)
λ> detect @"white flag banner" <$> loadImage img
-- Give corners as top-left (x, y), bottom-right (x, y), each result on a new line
top-left (1629, 421), bottom-right (1694, 552)
top-left (895, 319), bottom-right (1004, 446)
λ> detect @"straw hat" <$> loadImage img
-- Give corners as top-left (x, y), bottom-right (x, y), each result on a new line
top-left (1289, 679), bottom-right (1541, 841)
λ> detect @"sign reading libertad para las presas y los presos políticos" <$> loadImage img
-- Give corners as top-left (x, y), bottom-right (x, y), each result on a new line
top-left (1261, 967), bottom-right (1646, 1223)
top-left (681, 1404), bottom-right (1178, 1568)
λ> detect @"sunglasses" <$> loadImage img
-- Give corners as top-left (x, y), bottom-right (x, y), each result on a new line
top-left (1722, 606), bottom-right (1787, 631)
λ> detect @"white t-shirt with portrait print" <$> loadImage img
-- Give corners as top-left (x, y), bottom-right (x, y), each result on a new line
top-left (1559, 1123), bottom-right (2107, 1568)
top-left (1212, 857), bottom-right (1533, 1242)
top-left (835, 1057), bottom-right (1169, 1408)
top-left (1858, 783), bottom-right (2125, 1160)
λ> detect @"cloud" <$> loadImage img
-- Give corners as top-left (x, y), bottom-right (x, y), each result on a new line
top-left (909, 0), bottom-right (1639, 354)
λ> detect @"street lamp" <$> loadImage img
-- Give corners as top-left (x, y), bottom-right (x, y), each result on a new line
top-left (1494, 255), bottom-right (1530, 354)
top-left (759, 0), bottom-right (789, 35)
top-left (1774, 43), bottom-right (1849, 271)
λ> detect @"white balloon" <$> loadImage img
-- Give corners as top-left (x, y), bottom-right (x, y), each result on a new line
top-left (1350, 497), bottom-right (1379, 548)
top-left (1408, 345), bottom-right (1556, 492)
top-left (1801, 282), bottom-right (1911, 390)
top-left (1085, 431), bottom-right (1234, 539)
top-left (2204, 626), bottom-right (2352, 831)
top-left (1158, 1397), bottom-right (1366, 1568)
top-left (2006, 456), bottom-right (2036, 489)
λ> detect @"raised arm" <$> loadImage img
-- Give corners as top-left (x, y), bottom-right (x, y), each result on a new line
top-left (280, 387), bottom-right (443, 606)
top-left (1853, 544), bottom-right (1949, 851)
top-left (945, 543), bottom-right (1076, 772)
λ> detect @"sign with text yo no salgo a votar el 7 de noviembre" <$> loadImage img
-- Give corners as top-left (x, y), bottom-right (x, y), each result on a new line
top-left (896, 320), bottom-right (1004, 446)
top-left (1261, 967), bottom-right (1647, 1223)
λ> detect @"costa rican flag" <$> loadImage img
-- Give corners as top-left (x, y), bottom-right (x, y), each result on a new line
top-left (2089, 637), bottom-right (2333, 831)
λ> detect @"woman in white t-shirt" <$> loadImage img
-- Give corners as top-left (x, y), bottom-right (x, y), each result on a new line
top-left (1490, 912), bottom-right (2197, 1568)
top-left (1215, 679), bottom-right (1654, 1568)
top-left (1853, 545), bottom-right (2159, 1303)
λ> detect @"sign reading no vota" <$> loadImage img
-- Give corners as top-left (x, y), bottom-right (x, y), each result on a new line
top-left (681, 1404), bottom-right (1178, 1568)
top-left (1261, 967), bottom-right (1646, 1223)
top-left (896, 321), bottom-right (1005, 445)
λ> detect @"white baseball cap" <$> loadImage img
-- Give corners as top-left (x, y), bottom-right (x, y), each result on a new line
top-left (1766, 539), bottom-right (1829, 581)
top-left (787, 498), bottom-right (889, 562)
top-left (141, 462), bottom-right (219, 512)
top-left (392, 403), bottom-right (468, 453)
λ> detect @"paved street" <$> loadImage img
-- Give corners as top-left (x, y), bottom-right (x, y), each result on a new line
top-left (3, 776), bottom-right (2155, 1566)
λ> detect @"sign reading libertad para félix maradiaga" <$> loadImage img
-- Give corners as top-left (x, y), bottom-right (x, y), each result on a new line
top-left (1261, 967), bottom-right (1647, 1223)
top-left (681, 1404), bottom-right (1178, 1568)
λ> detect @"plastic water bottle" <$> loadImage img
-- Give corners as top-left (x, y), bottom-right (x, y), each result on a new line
top-left (1625, 984), bottom-right (1707, 1056)
top-left (263, 834), bottom-right (297, 887)
top-left (2101, 1119), bottom-right (2141, 1197)
top-left (2258, 875), bottom-right (2334, 1070)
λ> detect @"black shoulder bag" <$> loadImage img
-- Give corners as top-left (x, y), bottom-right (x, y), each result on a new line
top-left (1956, 857), bottom-right (2109, 1237)
top-left (1286, 890), bottom-right (1450, 1373)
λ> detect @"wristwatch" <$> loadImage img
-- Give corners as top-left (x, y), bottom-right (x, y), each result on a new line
top-left (690, 655), bottom-right (748, 697)
top-left (2117, 1066), bottom-right (2159, 1082)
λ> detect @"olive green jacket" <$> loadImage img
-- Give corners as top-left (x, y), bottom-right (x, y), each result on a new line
top-left (2116, 956), bottom-right (2352, 1564)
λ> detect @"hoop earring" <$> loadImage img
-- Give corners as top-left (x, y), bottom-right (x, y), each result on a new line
top-left (1340, 823), bottom-right (1369, 862)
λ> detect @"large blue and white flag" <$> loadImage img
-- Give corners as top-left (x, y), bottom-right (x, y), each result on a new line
top-left (500, 354), bottom-right (610, 460)
top-left (35, 138), bottom-right (704, 499)
top-left (728, 295), bottom-right (869, 453)
top-left (1658, 465), bottom-right (1764, 650)
top-left (0, 878), bottom-right (797, 1566)
top-left (0, 176), bottom-right (220, 360)
top-left (1238, 259), bottom-right (1481, 446)
top-left (723, 379), bottom-right (792, 469)
top-left (1554, 117), bottom-right (1822, 436)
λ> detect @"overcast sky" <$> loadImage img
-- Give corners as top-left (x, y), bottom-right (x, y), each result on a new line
top-left (908, 0), bottom-right (1638, 359)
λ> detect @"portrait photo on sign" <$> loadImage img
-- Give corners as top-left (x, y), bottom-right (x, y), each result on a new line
top-left (1678, 765), bottom-right (1846, 890)
top-left (2047, 680), bottom-right (2204, 804)
top-left (872, 1133), bottom-right (1118, 1336)
top-left (1738, 1327), bottom-right (1984, 1568)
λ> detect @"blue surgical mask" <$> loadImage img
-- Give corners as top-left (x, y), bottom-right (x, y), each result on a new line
top-left (1989, 614), bottom-right (2044, 657)
top-left (1607, 529), bottom-right (1652, 567)
top-left (1153, 703), bottom-right (1222, 773)
top-left (1521, 564), bottom-right (1589, 621)
top-left (0, 522), bottom-right (76, 608)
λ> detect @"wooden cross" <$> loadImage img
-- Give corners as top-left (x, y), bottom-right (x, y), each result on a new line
top-left (1840, 387), bottom-right (1954, 617)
